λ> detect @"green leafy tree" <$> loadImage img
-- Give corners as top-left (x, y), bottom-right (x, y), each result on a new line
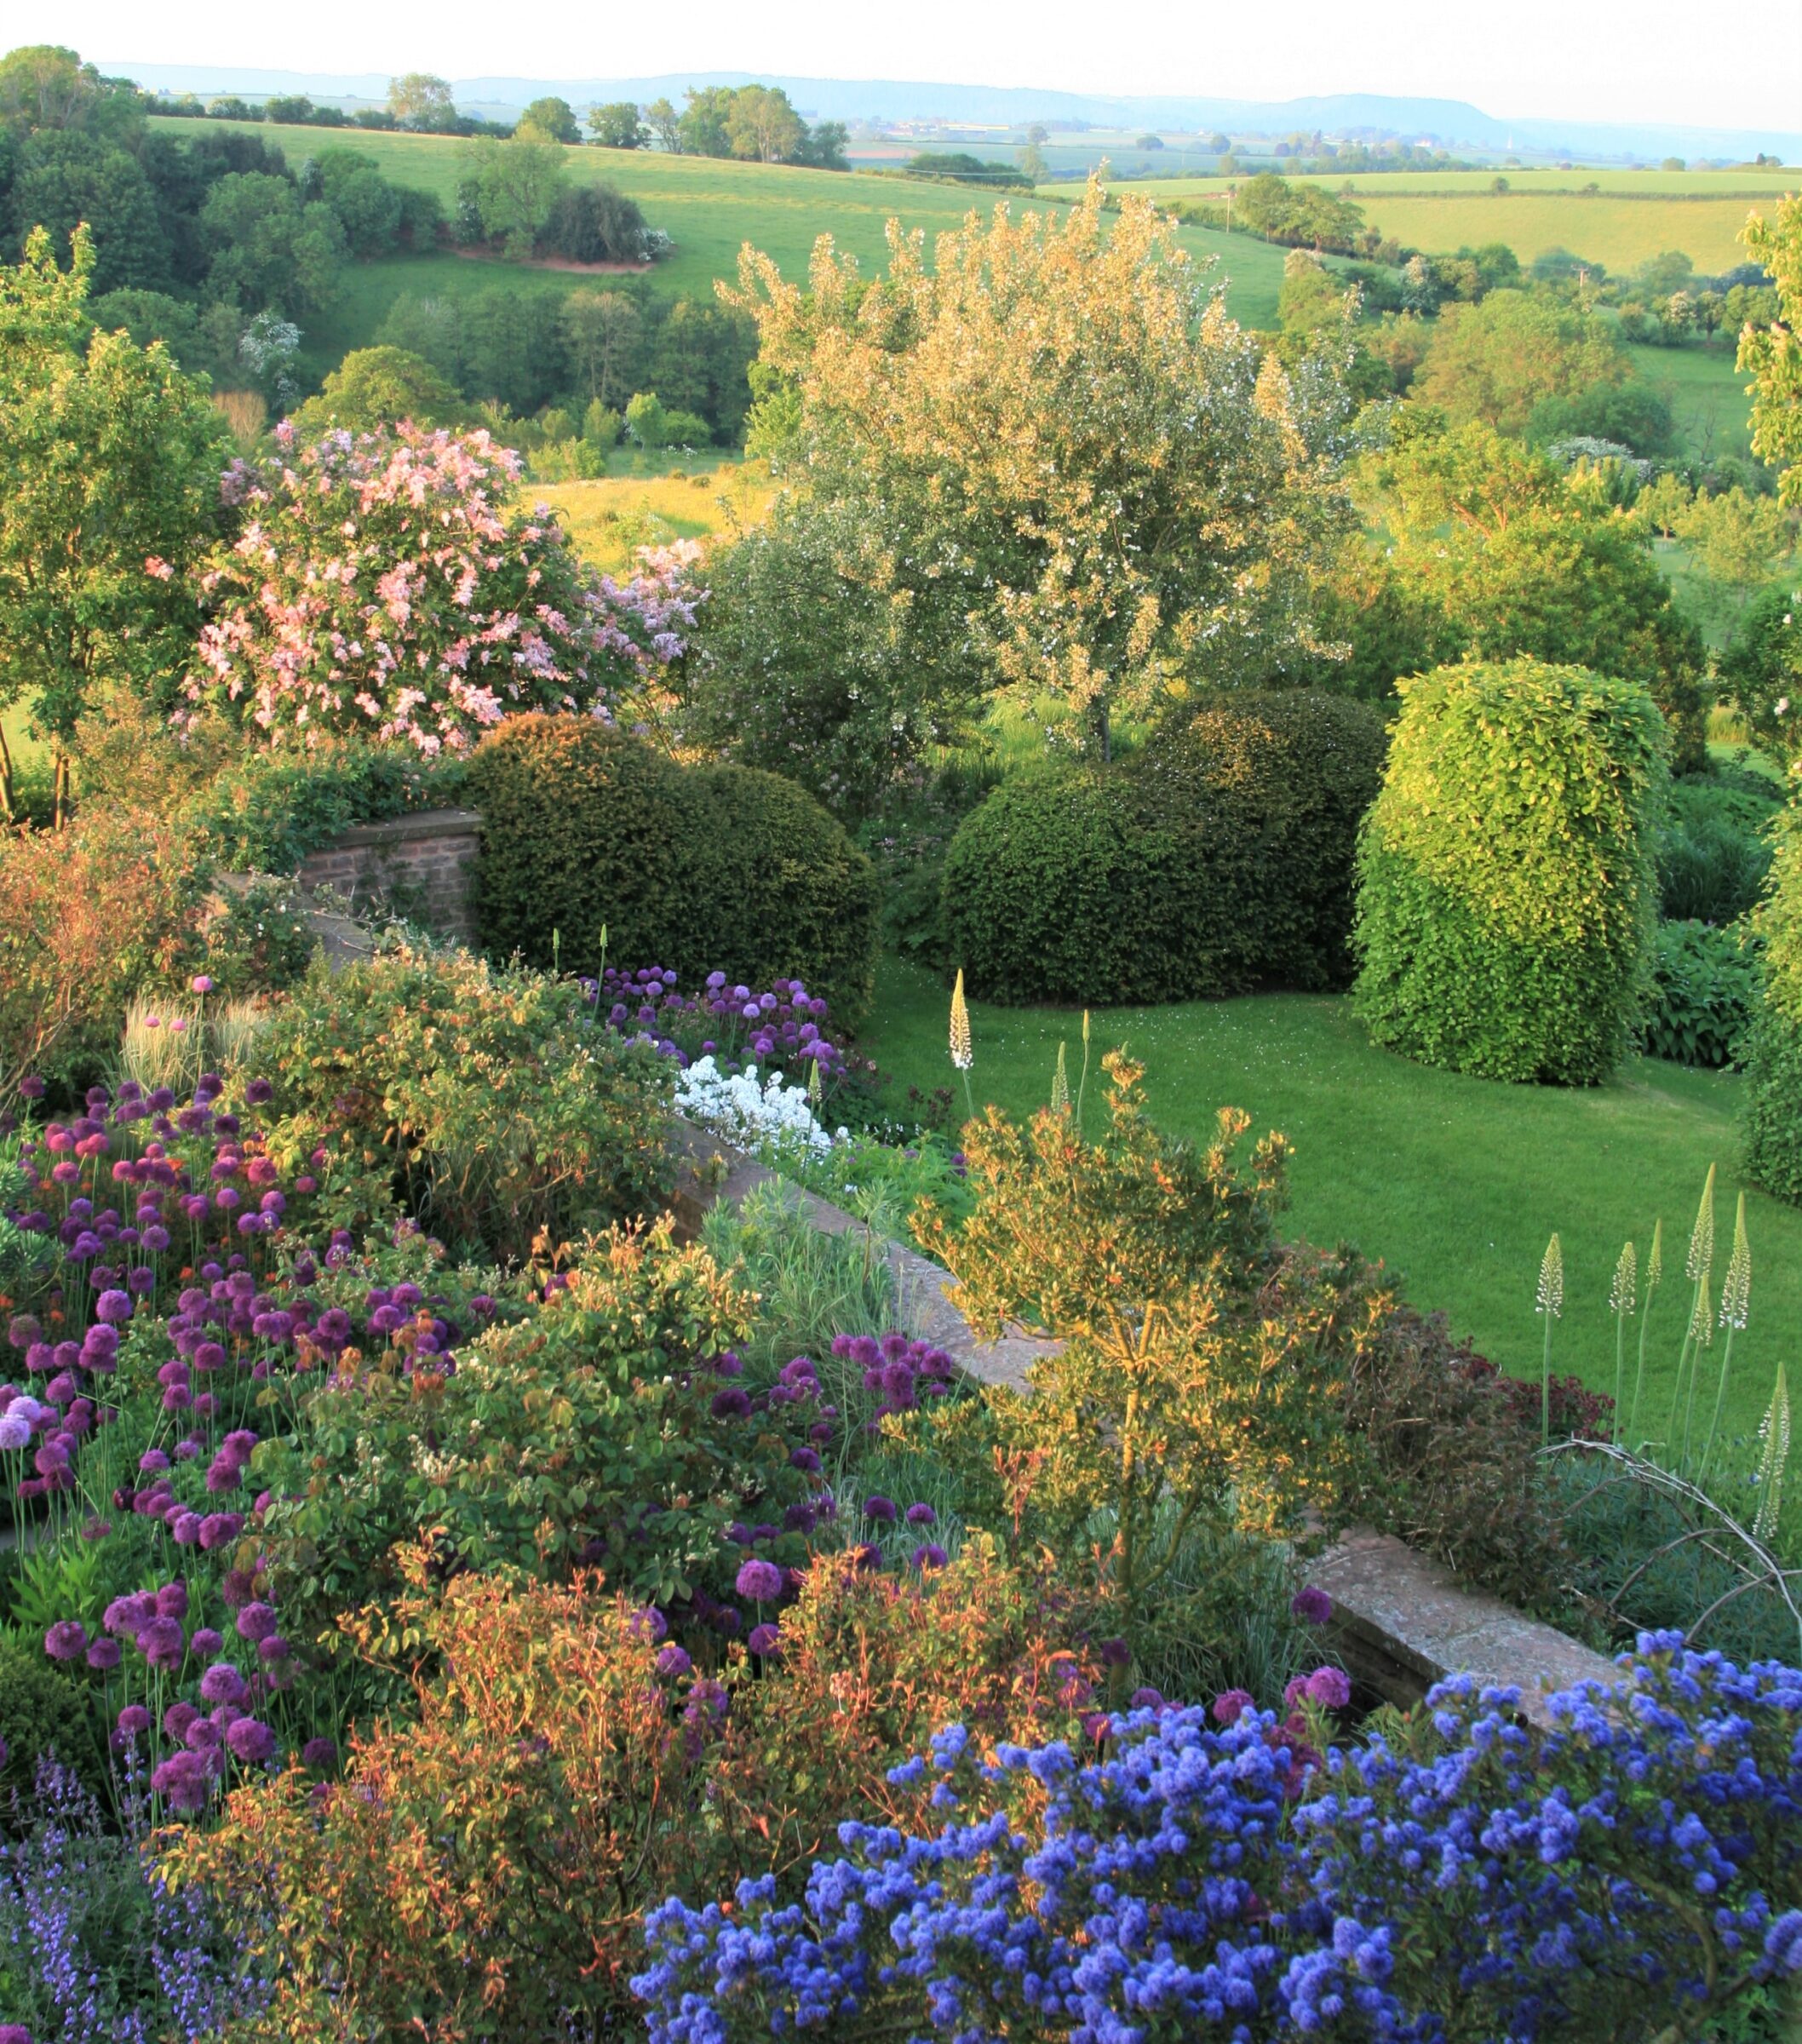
top-left (1675, 485), bottom-right (1793, 602)
top-left (1739, 195), bottom-right (1802, 505)
top-left (645, 97), bottom-right (681, 153)
top-left (720, 180), bottom-right (1347, 760)
top-left (792, 119), bottom-right (850, 171)
top-left (1338, 419), bottom-right (1708, 767)
top-left (725, 83), bottom-right (805, 164)
top-left (288, 345), bottom-right (468, 434)
top-left (0, 43), bottom-right (143, 141)
top-left (677, 87), bottom-right (735, 158)
top-left (588, 101), bottom-right (647, 150)
top-left (1415, 288), bottom-right (1634, 438)
top-left (1019, 141), bottom-right (1047, 183)
top-left (312, 146), bottom-right (403, 256)
top-left (387, 72), bottom-right (456, 132)
top-left (560, 289), bottom-right (641, 407)
top-left (1720, 582), bottom-right (1802, 760)
top-left (0, 227), bottom-right (223, 818)
top-left (518, 95), bottom-right (581, 146)
top-left (199, 170), bottom-right (346, 315)
top-left (9, 129), bottom-right (170, 292)
top-left (462, 135), bottom-right (566, 259)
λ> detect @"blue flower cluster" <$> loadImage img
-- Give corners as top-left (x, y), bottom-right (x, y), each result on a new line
top-left (632, 1633), bottom-right (1802, 2042)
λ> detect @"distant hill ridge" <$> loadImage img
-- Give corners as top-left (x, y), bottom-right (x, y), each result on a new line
top-left (108, 62), bottom-right (1799, 164)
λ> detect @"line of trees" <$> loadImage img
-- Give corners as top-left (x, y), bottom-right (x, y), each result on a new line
top-left (640, 85), bottom-right (848, 171)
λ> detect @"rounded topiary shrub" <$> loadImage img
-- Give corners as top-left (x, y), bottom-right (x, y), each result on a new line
top-left (941, 690), bottom-right (1389, 1006)
top-left (1352, 659), bottom-right (1667, 1086)
top-left (467, 716), bottom-right (880, 1023)
top-left (0, 1638), bottom-right (108, 1817)
top-left (1742, 802), bottom-right (1802, 1202)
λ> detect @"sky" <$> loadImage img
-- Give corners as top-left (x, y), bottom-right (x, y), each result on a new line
top-left (36, 0), bottom-right (1802, 131)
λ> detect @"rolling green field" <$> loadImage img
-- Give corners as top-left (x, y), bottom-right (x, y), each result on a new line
top-left (1119, 167), bottom-right (1790, 276)
top-left (533, 455), bottom-right (776, 573)
top-left (1629, 341), bottom-right (1759, 463)
top-left (862, 958), bottom-right (1795, 1490)
top-left (146, 117), bottom-right (1299, 346)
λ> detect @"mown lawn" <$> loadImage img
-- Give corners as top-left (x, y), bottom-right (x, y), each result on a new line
top-left (861, 956), bottom-right (1794, 1490)
top-left (534, 456), bottom-right (775, 573)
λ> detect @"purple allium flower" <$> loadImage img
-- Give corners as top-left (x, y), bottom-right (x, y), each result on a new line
top-left (863, 1495), bottom-right (897, 1524)
top-left (95, 1289), bottom-right (132, 1324)
top-left (235, 1600), bottom-right (278, 1644)
top-left (709, 1386), bottom-right (752, 1420)
top-left (735, 1559), bottom-right (783, 1603)
top-left (116, 1703), bottom-right (152, 1739)
top-left (136, 1616), bottom-right (187, 1670)
top-left (1129, 1686), bottom-right (1166, 1709)
top-left (301, 1736), bottom-right (338, 1770)
top-left (1099, 1638), bottom-right (1132, 1668)
top-left (191, 975), bottom-right (214, 995)
top-left (1291, 1586), bottom-right (1333, 1627)
top-left (657, 1645), bottom-right (693, 1679)
top-left (152, 1750), bottom-right (210, 1812)
top-left (155, 1580), bottom-right (188, 1619)
top-left (747, 1623), bottom-right (782, 1656)
top-left (191, 1626), bottom-right (223, 1658)
top-left (244, 1078), bottom-right (274, 1105)
top-left (225, 1716), bottom-right (277, 1766)
top-left (85, 1637), bottom-right (121, 1671)
top-left (904, 1502), bottom-right (937, 1527)
top-left (910, 1543), bottom-right (949, 1570)
top-left (200, 1661), bottom-right (248, 1707)
top-left (789, 1447), bottom-right (822, 1474)
top-left (1305, 1666), bottom-right (1352, 1710)
top-left (43, 1619), bottom-right (88, 1661)
top-left (1212, 1689), bottom-right (1254, 1727)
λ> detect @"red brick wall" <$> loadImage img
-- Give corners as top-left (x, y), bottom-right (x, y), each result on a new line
top-left (296, 809), bottom-right (482, 944)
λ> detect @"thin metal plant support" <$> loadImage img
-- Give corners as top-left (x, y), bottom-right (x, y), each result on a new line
top-left (1543, 1438), bottom-right (1802, 1657)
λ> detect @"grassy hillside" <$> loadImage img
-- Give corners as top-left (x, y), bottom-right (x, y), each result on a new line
top-left (863, 958), bottom-right (1797, 1477)
top-left (1628, 342), bottom-right (1758, 463)
top-left (146, 117), bottom-right (1299, 344)
top-left (534, 455), bottom-right (775, 574)
top-left (1120, 168), bottom-right (1789, 276)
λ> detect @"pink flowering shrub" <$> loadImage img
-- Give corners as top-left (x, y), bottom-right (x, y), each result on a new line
top-left (187, 422), bottom-right (697, 755)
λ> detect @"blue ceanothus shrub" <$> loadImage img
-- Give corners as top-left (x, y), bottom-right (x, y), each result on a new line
top-left (634, 1633), bottom-right (1802, 2043)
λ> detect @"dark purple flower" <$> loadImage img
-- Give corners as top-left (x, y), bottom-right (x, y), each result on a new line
top-left (85, 1637), bottom-right (121, 1671)
top-left (657, 1645), bottom-right (693, 1679)
top-left (301, 1736), bottom-right (337, 1770)
top-left (235, 1600), bottom-right (278, 1644)
top-left (1099, 1637), bottom-right (1132, 1668)
top-left (709, 1386), bottom-right (752, 1421)
top-left (136, 1616), bottom-right (186, 1670)
top-left (200, 1661), bottom-right (248, 1706)
top-left (1129, 1686), bottom-right (1166, 1710)
top-left (910, 1543), bottom-right (949, 1570)
top-left (115, 1703), bottom-right (152, 1739)
top-left (1291, 1586), bottom-right (1333, 1627)
top-left (225, 1716), bottom-right (276, 1766)
top-left (734, 1559), bottom-right (783, 1603)
top-left (904, 1502), bottom-right (936, 1527)
top-left (95, 1289), bottom-right (133, 1324)
top-left (862, 1495), bottom-right (897, 1524)
top-left (151, 1750), bottom-right (210, 1812)
top-left (1306, 1665), bottom-right (1352, 1709)
top-left (1212, 1688), bottom-right (1254, 1726)
top-left (747, 1623), bottom-right (782, 1655)
top-left (43, 1619), bottom-right (88, 1661)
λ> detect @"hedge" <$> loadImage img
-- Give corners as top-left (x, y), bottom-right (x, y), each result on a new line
top-left (1743, 800), bottom-right (1802, 1201)
top-left (466, 716), bottom-right (880, 1023)
top-left (181, 747), bottom-right (468, 874)
top-left (1352, 659), bottom-right (1667, 1085)
top-left (941, 690), bottom-right (1389, 1006)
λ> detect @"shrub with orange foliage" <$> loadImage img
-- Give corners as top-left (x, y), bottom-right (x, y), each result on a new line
top-left (159, 1538), bottom-right (1089, 2037)
top-left (0, 806), bottom-right (207, 1100)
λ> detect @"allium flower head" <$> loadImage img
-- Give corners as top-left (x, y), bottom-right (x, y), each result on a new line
top-left (1291, 1586), bottom-right (1333, 1626)
top-left (735, 1559), bottom-right (783, 1604)
top-left (1305, 1665), bottom-right (1352, 1709)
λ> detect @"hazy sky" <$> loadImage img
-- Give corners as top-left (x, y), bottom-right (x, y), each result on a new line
top-left (50, 0), bottom-right (1802, 130)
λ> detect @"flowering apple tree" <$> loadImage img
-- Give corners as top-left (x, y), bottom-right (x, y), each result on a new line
top-left (186, 421), bottom-right (699, 755)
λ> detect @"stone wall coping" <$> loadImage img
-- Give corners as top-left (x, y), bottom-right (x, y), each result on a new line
top-left (317, 808), bottom-right (485, 850)
top-left (665, 1117), bottom-right (1618, 1726)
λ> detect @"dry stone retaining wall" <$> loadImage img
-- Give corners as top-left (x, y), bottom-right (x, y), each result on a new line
top-left (295, 808), bottom-right (483, 944)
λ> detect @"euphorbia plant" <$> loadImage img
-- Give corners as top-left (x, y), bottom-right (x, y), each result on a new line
top-left (911, 1052), bottom-right (1370, 1696)
top-left (186, 420), bottom-right (697, 755)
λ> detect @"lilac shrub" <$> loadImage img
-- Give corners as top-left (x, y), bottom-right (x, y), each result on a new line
top-left (187, 423), bottom-right (696, 755)
top-left (634, 1634), bottom-right (1802, 2043)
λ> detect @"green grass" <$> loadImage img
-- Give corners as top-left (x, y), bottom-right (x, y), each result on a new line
top-left (1628, 341), bottom-right (1758, 465)
top-left (147, 118), bottom-right (1297, 345)
top-left (533, 456), bottom-right (776, 573)
top-left (1122, 169), bottom-right (1788, 277)
top-left (861, 956), bottom-right (1797, 1495)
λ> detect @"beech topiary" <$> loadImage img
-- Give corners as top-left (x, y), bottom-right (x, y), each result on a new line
top-left (1352, 658), bottom-right (1666, 1085)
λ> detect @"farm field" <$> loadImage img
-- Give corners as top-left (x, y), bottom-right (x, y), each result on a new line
top-left (1629, 340), bottom-right (1759, 462)
top-left (1117, 168), bottom-right (1789, 275)
top-left (147, 116), bottom-right (1300, 340)
top-left (861, 957), bottom-right (1794, 1471)
top-left (533, 455), bottom-right (775, 573)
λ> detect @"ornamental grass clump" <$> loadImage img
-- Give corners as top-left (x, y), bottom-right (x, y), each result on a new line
top-left (1352, 657), bottom-right (1667, 1084)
